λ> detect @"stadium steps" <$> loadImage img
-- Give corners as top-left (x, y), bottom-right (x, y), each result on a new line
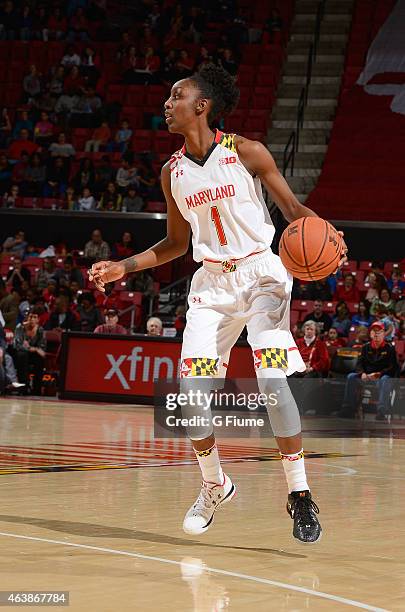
top-left (268, 0), bottom-right (354, 201)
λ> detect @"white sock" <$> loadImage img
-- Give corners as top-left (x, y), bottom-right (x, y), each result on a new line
top-left (194, 443), bottom-right (224, 486)
top-left (280, 449), bottom-right (309, 493)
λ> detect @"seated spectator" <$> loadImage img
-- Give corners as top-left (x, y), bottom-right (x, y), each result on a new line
top-left (348, 325), bottom-right (369, 350)
top-left (23, 64), bottom-right (41, 102)
top-left (37, 257), bottom-right (56, 290)
top-left (373, 305), bottom-right (396, 342)
top-left (11, 152), bottom-right (30, 190)
top-left (175, 49), bottom-right (194, 78)
top-left (42, 279), bottom-right (57, 308)
top-left (3, 230), bottom-right (27, 258)
top-left (146, 316), bottom-right (163, 336)
top-left (325, 327), bottom-right (346, 349)
top-left (308, 276), bottom-right (335, 301)
top-left (352, 300), bottom-right (373, 328)
top-left (217, 48), bottom-right (238, 76)
top-left (116, 159), bottom-right (139, 191)
top-left (24, 153), bottom-right (46, 196)
top-left (302, 299), bottom-right (332, 336)
top-left (2, 184), bottom-right (20, 208)
top-left (33, 5), bottom-right (48, 41)
top-left (113, 231), bottom-right (135, 259)
top-left (49, 66), bottom-right (66, 97)
top-left (73, 158), bottom-right (95, 192)
top-left (8, 129), bottom-right (39, 162)
top-left (332, 301), bottom-right (352, 337)
top-left (137, 161), bottom-right (161, 200)
top-left (47, 7), bottom-right (67, 40)
top-left (77, 187), bottom-right (96, 211)
top-left (6, 257), bottom-right (31, 291)
top-left (76, 292), bottom-right (103, 332)
top-left (81, 46), bottom-right (100, 83)
top-left (67, 7), bottom-right (89, 42)
top-left (339, 321), bottom-right (399, 421)
top-left (0, 153), bottom-right (12, 195)
top-left (53, 256), bottom-right (84, 288)
top-left (397, 319), bottom-right (405, 340)
top-left (107, 120), bottom-right (132, 153)
top-left (14, 307), bottom-right (46, 395)
top-left (122, 186), bottom-right (144, 212)
top-left (44, 295), bottom-right (79, 331)
top-left (84, 229), bottom-right (111, 263)
top-left (334, 273), bottom-right (360, 303)
top-left (63, 186), bottom-right (78, 210)
top-left (63, 65), bottom-right (84, 95)
top-left (98, 182), bottom-right (122, 211)
top-left (364, 271), bottom-right (387, 302)
top-left (0, 322), bottom-right (25, 391)
top-left (0, 108), bottom-right (12, 149)
top-left (370, 288), bottom-right (396, 316)
top-left (0, 282), bottom-right (20, 330)
top-left (94, 155), bottom-right (115, 191)
top-left (85, 121), bottom-right (111, 152)
top-left (33, 112), bottom-right (54, 146)
top-left (387, 269), bottom-right (404, 300)
top-left (44, 156), bottom-right (68, 197)
top-left (19, 5), bottom-right (33, 41)
top-left (49, 132), bottom-right (76, 158)
top-left (174, 304), bottom-right (186, 338)
top-left (295, 320), bottom-right (330, 377)
top-left (94, 308), bottom-right (127, 335)
top-left (61, 45), bottom-right (81, 67)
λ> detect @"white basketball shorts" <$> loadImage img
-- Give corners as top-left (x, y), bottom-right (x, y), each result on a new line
top-left (180, 249), bottom-right (306, 378)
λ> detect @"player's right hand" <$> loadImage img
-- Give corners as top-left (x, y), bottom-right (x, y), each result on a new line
top-left (88, 261), bottom-right (125, 293)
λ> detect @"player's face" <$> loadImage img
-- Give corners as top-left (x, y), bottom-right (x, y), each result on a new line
top-left (164, 80), bottom-right (202, 134)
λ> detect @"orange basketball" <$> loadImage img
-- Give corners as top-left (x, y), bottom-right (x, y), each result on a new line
top-left (279, 217), bottom-right (343, 281)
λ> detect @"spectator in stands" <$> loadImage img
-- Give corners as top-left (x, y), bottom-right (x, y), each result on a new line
top-left (0, 108), bottom-right (12, 149)
top-left (6, 257), bottom-right (31, 291)
top-left (0, 1), bottom-right (18, 40)
top-left (398, 319), bottom-right (405, 341)
top-left (67, 7), bottom-right (89, 42)
top-left (80, 47), bottom-right (100, 83)
top-left (44, 295), bottom-right (79, 331)
top-left (19, 5), bottom-right (33, 40)
top-left (0, 282), bottom-right (20, 330)
top-left (98, 182), bottom-right (122, 211)
top-left (334, 273), bottom-right (360, 303)
top-left (352, 300), bottom-right (372, 328)
top-left (218, 48), bottom-right (238, 76)
top-left (365, 271), bottom-right (386, 302)
top-left (387, 269), bottom-right (404, 300)
top-left (332, 301), bottom-right (352, 337)
top-left (0, 153), bottom-right (12, 195)
top-left (49, 66), bottom-right (66, 97)
top-left (295, 320), bottom-right (330, 377)
top-left (49, 132), bottom-right (76, 158)
top-left (94, 308), bottom-right (127, 335)
top-left (3, 230), bottom-right (27, 258)
top-left (113, 231), bottom-right (135, 259)
top-left (8, 129), bottom-right (39, 162)
top-left (137, 161), bottom-right (161, 200)
top-left (339, 321), bottom-right (399, 421)
top-left (0, 322), bottom-right (25, 391)
top-left (33, 112), bottom-right (54, 147)
top-left (63, 65), bottom-right (84, 95)
top-left (24, 153), bottom-right (46, 196)
top-left (302, 300), bottom-right (332, 336)
top-left (12, 110), bottom-right (34, 139)
top-left (61, 45), bottom-right (82, 67)
top-left (48, 6), bottom-right (67, 40)
top-left (2, 184), bottom-right (19, 207)
top-left (370, 288), bottom-right (396, 316)
top-left (23, 65), bottom-right (42, 102)
top-left (76, 292), bottom-right (103, 332)
top-left (77, 187), bottom-right (96, 211)
top-left (174, 304), bottom-right (186, 338)
top-left (37, 258), bottom-right (56, 290)
top-left (348, 325), bottom-right (369, 350)
top-left (33, 5), bottom-right (49, 41)
top-left (122, 186), bottom-right (144, 212)
top-left (374, 305), bottom-right (396, 342)
top-left (107, 119), bottom-right (132, 153)
top-left (94, 155), bottom-right (115, 192)
top-left (325, 327), bottom-right (346, 349)
top-left (14, 307), bottom-right (46, 395)
top-left (53, 256), bottom-right (84, 288)
top-left (146, 316), bottom-right (163, 336)
top-left (63, 186), bottom-right (78, 210)
top-left (73, 158), bottom-right (95, 192)
top-left (44, 156), bottom-right (69, 197)
top-left (116, 159), bottom-right (139, 192)
top-left (175, 49), bottom-right (194, 79)
top-left (308, 276), bottom-right (335, 301)
top-left (85, 121), bottom-right (111, 152)
top-left (84, 229), bottom-right (111, 263)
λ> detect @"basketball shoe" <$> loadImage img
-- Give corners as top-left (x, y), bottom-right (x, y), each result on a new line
top-left (183, 474), bottom-right (235, 535)
top-left (286, 490), bottom-right (322, 544)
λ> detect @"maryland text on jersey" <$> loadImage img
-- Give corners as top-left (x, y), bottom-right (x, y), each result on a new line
top-left (185, 184), bottom-right (236, 209)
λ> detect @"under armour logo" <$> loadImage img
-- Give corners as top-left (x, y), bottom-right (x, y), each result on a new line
top-left (191, 296), bottom-right (202, 303)
top-left (175, 169), bottom-right (183, 177)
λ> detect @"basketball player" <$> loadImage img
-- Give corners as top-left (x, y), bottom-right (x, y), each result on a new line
top-left (89, 65), bottom-right (347, 544)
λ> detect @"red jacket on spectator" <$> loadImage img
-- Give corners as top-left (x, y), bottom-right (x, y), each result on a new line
top-left (334, 284), bottom-right (360, 303)
top-left (296, 336), bottom-right (330, 374)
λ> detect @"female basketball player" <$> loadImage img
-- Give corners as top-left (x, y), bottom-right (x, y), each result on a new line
top-left (89, 65), bottom-right (347, 544)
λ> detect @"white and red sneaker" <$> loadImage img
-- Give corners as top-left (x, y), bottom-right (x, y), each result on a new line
top-left (183, 474), bottom-right (236, 536)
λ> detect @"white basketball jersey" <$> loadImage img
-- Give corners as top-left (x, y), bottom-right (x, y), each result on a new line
top-left (170, 129), bottom-right (275, 262)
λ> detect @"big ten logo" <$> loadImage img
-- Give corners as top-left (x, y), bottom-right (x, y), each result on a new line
top-left (219, 157), bottom-right (237, 166)
top-left (104, 347), bottom-right (182, 389)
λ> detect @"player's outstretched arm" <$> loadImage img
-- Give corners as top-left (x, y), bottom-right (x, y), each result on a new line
top-left (236, 136), bottom-right (318, 223)
top-left (89, 162), bottom-right (190, 292)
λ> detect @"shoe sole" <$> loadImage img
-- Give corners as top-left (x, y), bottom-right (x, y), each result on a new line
top-left (183, 483), bottom-right (236, 536)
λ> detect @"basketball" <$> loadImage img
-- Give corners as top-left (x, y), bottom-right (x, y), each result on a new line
top-left (279, 217), bottom-right (343, 281)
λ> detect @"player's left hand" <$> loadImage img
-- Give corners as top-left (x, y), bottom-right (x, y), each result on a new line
top-left (334, 231), bottom-right (348, 274)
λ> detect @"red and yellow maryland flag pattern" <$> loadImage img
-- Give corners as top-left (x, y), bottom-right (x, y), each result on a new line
top-left (253, 348), bottom-right (288, 370)
top-left (221, 260), bottom-right (237, 273)
top-left (280, 450), bottom-right (305, 461)
top-left (219, 132), bottom-right (236, 152)
top-left (181, 357), bottom-right (219, 377)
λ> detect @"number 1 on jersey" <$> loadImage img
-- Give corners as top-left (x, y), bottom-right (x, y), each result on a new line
top-left (211, 206), bottom-right (227, 246)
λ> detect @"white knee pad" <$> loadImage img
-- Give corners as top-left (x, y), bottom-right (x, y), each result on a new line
top-left (256, 370), bottom-right (302, 438)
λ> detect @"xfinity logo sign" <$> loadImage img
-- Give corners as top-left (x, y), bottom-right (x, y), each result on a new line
top-left (105, 347), bottom-right (181, 389)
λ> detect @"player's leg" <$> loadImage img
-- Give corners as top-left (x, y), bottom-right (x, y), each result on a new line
top-left (245, 254), bottom-right (321, 543)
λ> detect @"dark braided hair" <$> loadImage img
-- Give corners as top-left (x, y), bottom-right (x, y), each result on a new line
top-left (190, 64), bottom-right (240, 126)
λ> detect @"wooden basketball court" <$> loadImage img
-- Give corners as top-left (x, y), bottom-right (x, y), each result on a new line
top-left (0, 397), bottom-right (403, 611)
